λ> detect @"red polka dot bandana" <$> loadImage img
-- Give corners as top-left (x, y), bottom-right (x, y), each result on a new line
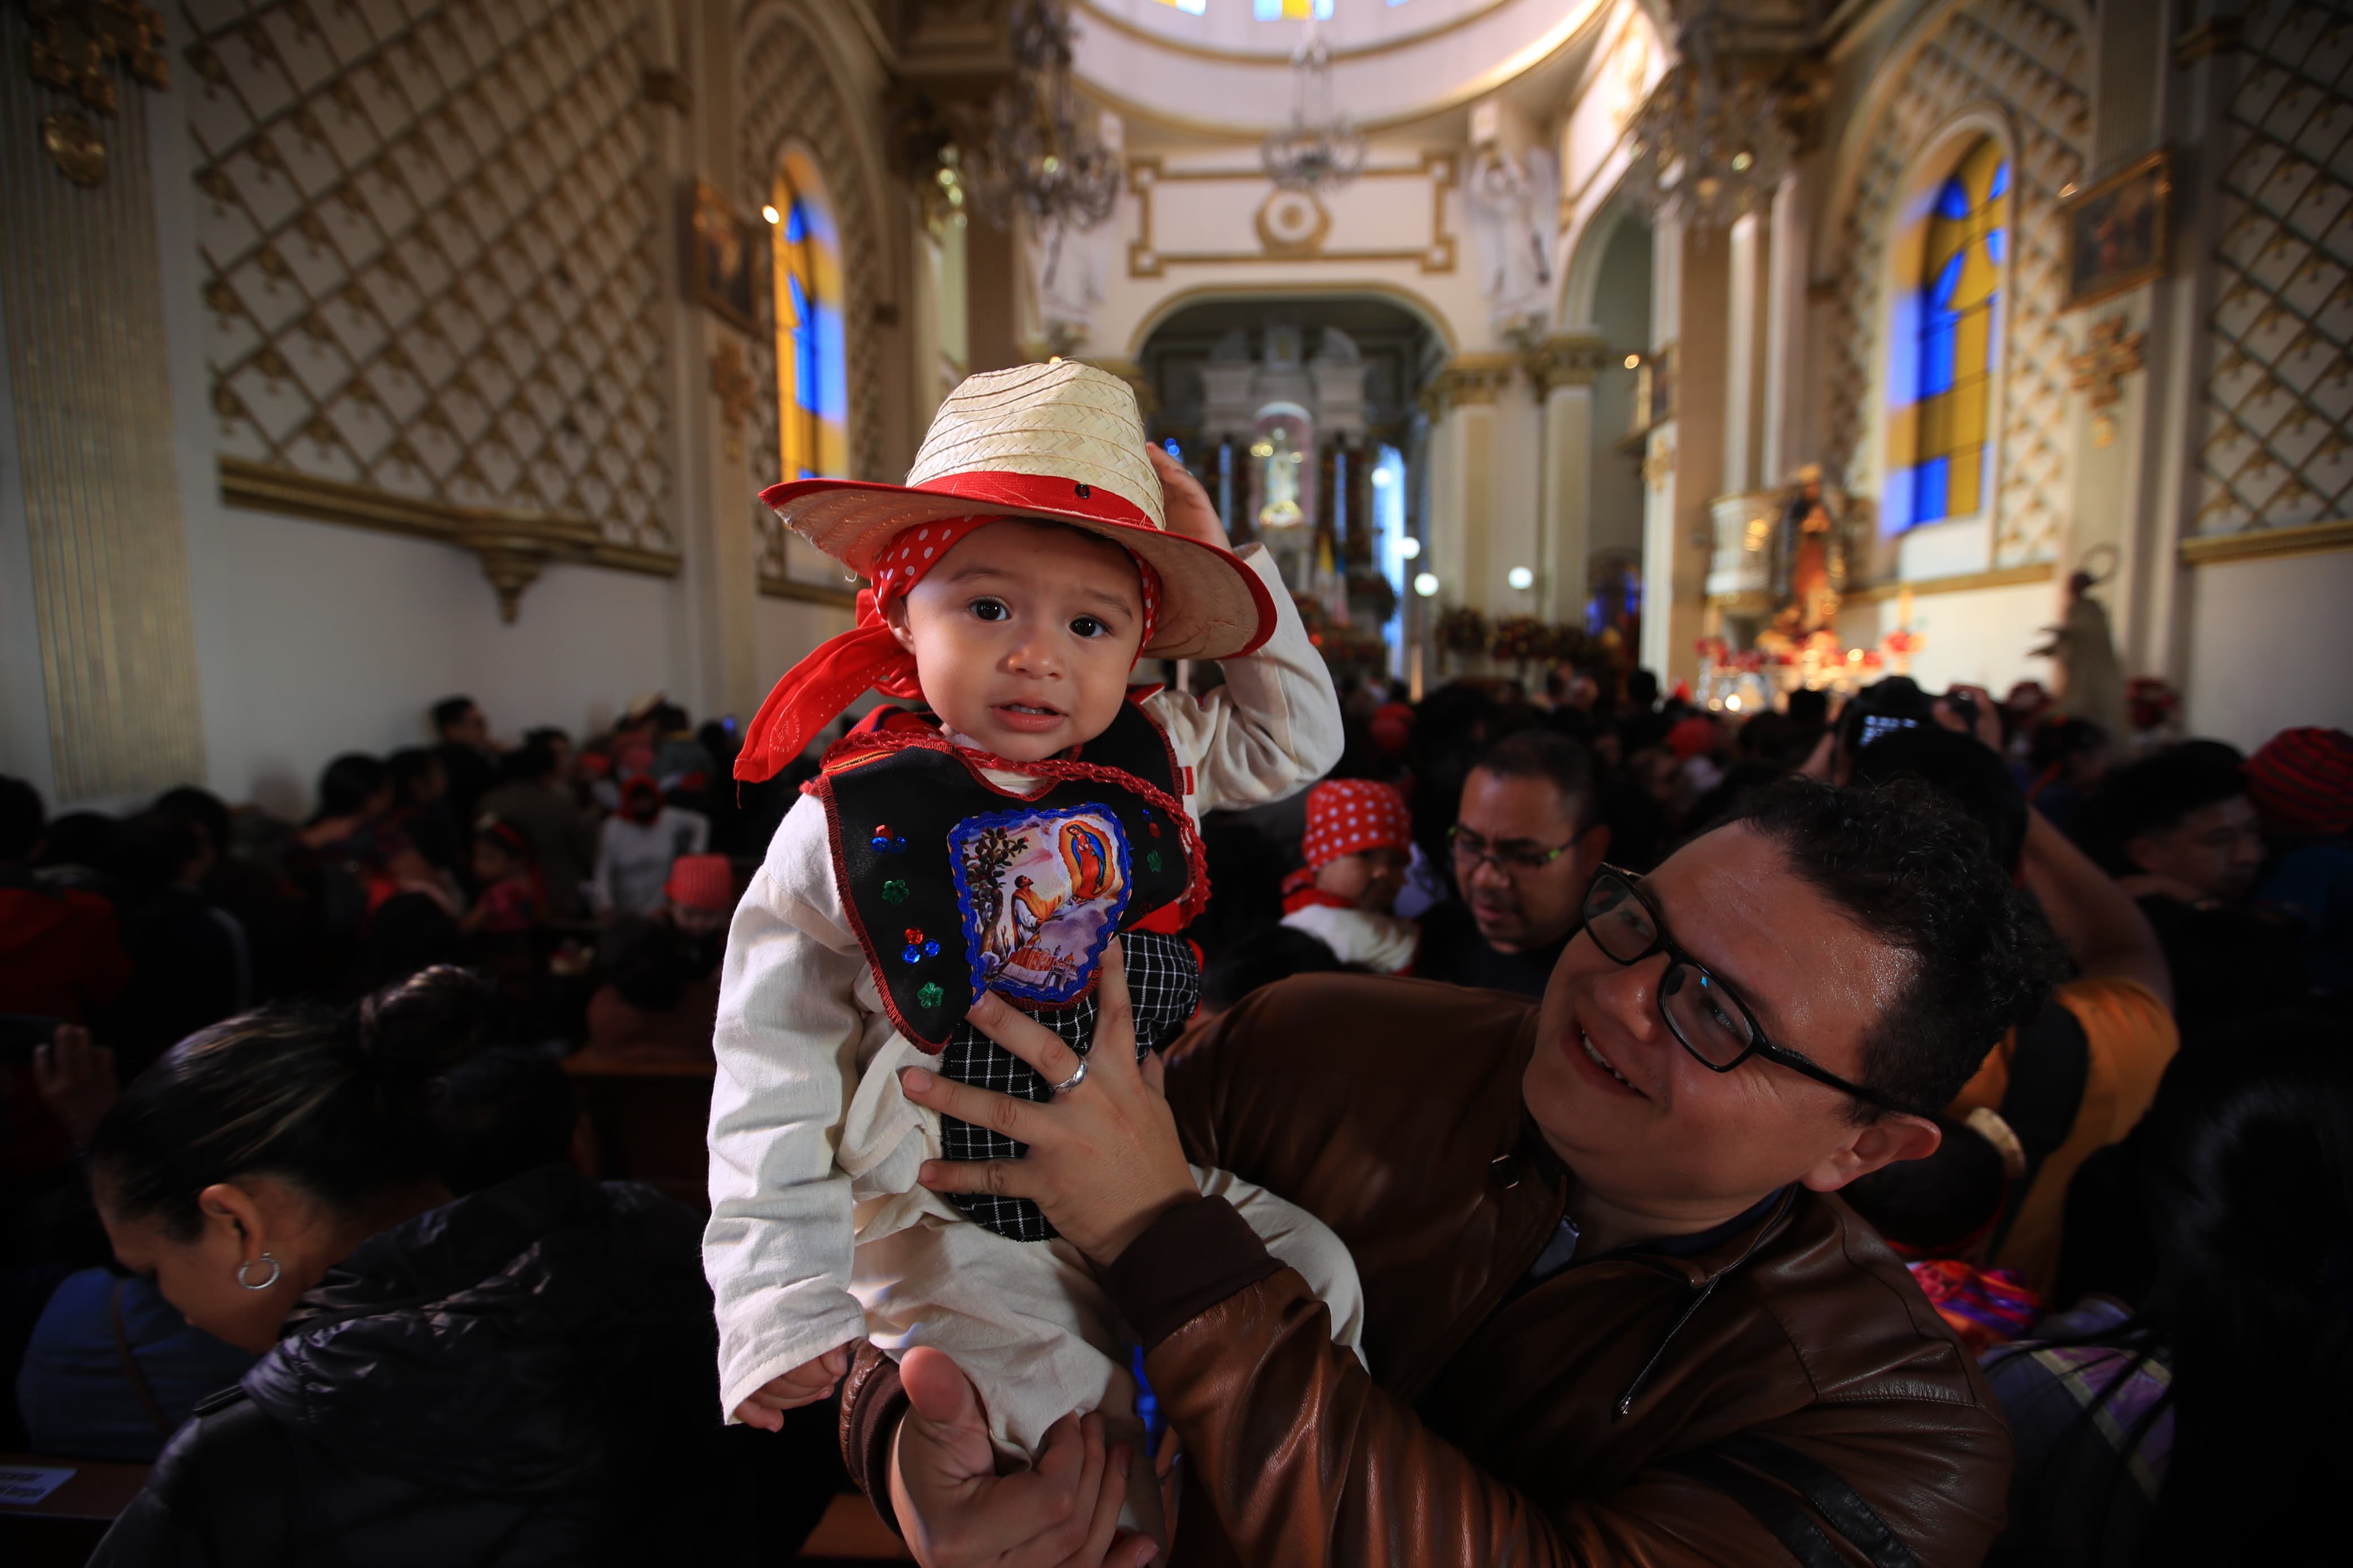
top-left (735, 517), bottom-right (1162, 783)
top-left (1301, 779), bottom-right (1413, 870)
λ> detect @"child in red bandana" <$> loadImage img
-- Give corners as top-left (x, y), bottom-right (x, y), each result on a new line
top-left (705, 365), bottom-right (1365, 1542)
top-left (1281, 779), bottom-right (1420, 974)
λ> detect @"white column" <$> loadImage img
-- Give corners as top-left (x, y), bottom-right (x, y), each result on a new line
top-left (1762, 174), bottom-right (1807, 485)
top-left (1723, 210), bottom-right (1768, 495)
top-left (1641, 217), bottom-right (1729, 689)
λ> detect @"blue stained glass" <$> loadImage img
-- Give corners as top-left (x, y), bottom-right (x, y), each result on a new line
top-left (1915, 456), bottom-right (1951, 525)
top-left (790, 276), bottom-right (818, 412)
top-left (1921, 318), bottom-right (1957, 396)
top-left (1935, 178), bottom-right (1971, 219)
top-left (1933, 252), bottom-right (1964, 308)
top-left (1989, 161), bottom-right (2010, 200)
top-left (785, 198), bottom-right (809, 243)
top-left (1986, 228), bottom-right (2006, 266)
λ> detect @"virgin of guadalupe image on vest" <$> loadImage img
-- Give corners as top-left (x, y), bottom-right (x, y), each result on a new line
top-left (957, 806), bottom-right (1130, 1000)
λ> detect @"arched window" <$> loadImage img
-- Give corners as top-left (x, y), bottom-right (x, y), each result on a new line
top-left (1899, 137), bottom-right (2009, 528)
top-left (772, 151), bottom-right (847, 481)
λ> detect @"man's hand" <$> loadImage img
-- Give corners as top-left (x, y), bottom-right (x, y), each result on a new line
top-left (889, 1346), bottom-right (1153, 1567)
top-left (901, 941), bottom-right (1199, 1266)
top-left (1149, 446), bottom-right (1230, 552)
top-left (732, 1344), bottom-right (853, 1431)
top-left (1932, 683), bottom-right (2005, 752)
top-left (32, 1025), bottom-right (116, 1149)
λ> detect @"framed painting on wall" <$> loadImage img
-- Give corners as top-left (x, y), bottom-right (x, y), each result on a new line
top-left (2060, 150), bottom-right (2170, 310)
top-left (684, 180), bottom-right (764, 335)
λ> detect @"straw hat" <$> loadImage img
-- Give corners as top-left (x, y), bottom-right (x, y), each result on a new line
top-left (759, 361), bottom-right (1274, 660)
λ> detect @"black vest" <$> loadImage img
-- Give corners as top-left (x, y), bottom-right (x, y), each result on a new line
top-left (810, 701), bottom-right (1192, 1051)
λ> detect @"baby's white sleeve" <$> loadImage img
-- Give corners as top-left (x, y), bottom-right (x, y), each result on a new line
top-left (1149, 543), bottom-right (1343, 814)
top-left (703, 792), bottom-right (873, 1419)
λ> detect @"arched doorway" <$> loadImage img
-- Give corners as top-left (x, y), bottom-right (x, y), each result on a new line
top-left (1135, 295), bottom-right (1445, 683)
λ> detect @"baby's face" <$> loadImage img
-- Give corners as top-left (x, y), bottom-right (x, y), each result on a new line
top-left (888, 520), bottom-right (1147, 762)
top-left (1314, 846), bottom-right (1409, 912)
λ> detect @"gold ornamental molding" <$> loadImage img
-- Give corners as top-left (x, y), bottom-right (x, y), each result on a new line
top-left (1418, 353), bottom-right (1522, 418)
top-left (219, 459), bottom-right (680, 623)
top-left (758, 573), bottom-right (860, 610)
top-left (1128, 153), bottom-right (1456, 278)
top-left (2180, 518), bottom-right (2353, 567)
top-left (21, 0), bottom-right (170, 185)
top-left (1841, 562), bottom-right (2055, 605)
top-left (1524, 334), bottom-right (1611, 398)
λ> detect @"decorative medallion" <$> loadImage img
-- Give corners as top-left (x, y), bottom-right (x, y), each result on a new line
top-left (949, 804), bottom-right (1132, 1005)
top-left (41, 111), bottom-right (105, 185)
top-left (1254, 187), bottom-right (1332, 258)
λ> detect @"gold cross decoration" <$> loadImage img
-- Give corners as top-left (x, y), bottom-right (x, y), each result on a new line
top-left (2068, 315), bottom-right (2148, 448)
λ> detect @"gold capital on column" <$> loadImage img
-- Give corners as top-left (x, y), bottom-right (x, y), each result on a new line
top-left (1417, 353), bottom-right (1520, 419)
top-left (1523, 334), bottom-right (1609, 399)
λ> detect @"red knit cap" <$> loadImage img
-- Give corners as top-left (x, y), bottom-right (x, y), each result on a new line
top-left (1301, 779), bottom-right (1413, 870)
top-left (665, 854), bottom-right (737, 914)
top-left (2246, 727), bottom-right (2353, 839)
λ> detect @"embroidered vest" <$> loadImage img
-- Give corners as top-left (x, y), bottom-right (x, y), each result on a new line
top-left (810, 700), bottom-right (1195, 1052)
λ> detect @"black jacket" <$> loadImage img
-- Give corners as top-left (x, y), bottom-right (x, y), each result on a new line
top-left (92, 1165), bottom-right (831, 1566)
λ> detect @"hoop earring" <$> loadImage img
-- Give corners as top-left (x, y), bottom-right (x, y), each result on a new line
top-left (236, 1253), bottom-right (281, 1291)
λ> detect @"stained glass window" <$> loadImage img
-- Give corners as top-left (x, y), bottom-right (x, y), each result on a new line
top-left (1255, 1), bottom-right (1334, 19)
top-left (1150, 0), bottom-right (1206, 13)
top-left (773, 155), bottom-right (847, 481)
top-left (1898, 138), bottom-right (2009, 528)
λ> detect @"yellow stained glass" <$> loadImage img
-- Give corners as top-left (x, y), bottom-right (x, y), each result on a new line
top-left (1908, 137), bottom-right (2010, 526)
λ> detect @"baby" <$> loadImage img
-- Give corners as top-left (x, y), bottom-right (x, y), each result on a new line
top-left (704, 363), bottom-right (1365, 1539)
top-left (1279, 779), bottom-right (1421, 974)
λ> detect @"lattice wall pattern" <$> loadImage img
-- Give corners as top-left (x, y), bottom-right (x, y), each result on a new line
top-left (739, 1), bottom-right (885, 584)
top-left (2195, 0), bottom-right (2353, 536)
top-left (1821, 0), bottom-right (2088, 567)
top-left (184, 0), bottom-right (673, 552)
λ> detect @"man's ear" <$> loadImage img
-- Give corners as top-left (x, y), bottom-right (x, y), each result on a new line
top-left (1577, 820), bottom-right (1613, 871)
top-left (882, 594), bottom-right (916, 655)
top-left (1798, 1113), bottom-right (1942, 1194)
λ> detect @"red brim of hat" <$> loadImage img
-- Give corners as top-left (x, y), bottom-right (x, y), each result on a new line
top-left (760, 471), bottom-right (1275, 662)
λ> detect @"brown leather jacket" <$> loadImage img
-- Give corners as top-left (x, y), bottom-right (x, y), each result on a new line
top-left (842, 975), bottom-right (2012, 1566)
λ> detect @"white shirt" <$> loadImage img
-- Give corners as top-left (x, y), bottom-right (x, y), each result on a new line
top-left (592, 806), bottom-right (710, 917)
top-left (703, 546), bottom-right (1343, 1418)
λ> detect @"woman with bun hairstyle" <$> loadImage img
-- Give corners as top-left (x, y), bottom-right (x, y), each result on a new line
top-left (84, 966), bottom-right (818, 1566)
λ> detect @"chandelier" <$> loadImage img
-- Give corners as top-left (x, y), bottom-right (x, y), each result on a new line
top-left (1261, 25), bottom-right (1364, 194)
top-left (967, 0), bottom-right (1122, 230)
top-left (1624, 3), bottom-right (1796, 233)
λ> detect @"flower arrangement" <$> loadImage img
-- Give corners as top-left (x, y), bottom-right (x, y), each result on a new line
top-left (1435, 606), bottom-right (1490, 656)
top-left (1490, 615), bottom-right (1550, 664)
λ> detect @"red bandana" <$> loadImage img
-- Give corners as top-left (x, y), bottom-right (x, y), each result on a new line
top-left (735, 518), bottom-right (1163, 783)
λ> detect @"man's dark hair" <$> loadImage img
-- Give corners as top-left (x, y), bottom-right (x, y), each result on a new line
top-left (387, 747), bottom-right (440, 798)
top-left (1733, 775), bottom-right (2064, 1121)
top-left (430, 696), bottom-right (479, 736)
top-left (314, 753), bottom-right (391, 822)
top-left (1469, 729), bottom-right (1597, 830)
top-left (0, 775), bottom-right (44, 861)
top-left (1785, 688), bottom-right (1829, 731)
top-left (523, 725), bottom-right (570, 751)
top-left (107, 811), bottom-right (204, 892)
top-left (504, 738), bottom-right (560, 784)
top-left (152, 785), bottom-right (232, 856)
top-left (1848, 725), bottom-right (2031, 872)
top-left (1626, 669), bottom-right (1660, 709)
top-left (2082, 749), bottom-right (2247, 876)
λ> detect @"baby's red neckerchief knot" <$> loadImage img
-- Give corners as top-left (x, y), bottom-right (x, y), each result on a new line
top-left (734, 517), bottom-right (1164, 783)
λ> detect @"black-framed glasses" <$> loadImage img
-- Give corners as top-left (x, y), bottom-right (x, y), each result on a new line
top-left (1580, 867), bottom-right (1906, 1114)
top-left (1449, 823), bottom-right (1576, 877)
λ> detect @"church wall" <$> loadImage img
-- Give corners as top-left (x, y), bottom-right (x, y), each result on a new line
top-left (191, 503), bottom-right (684, 817)
top-left (2180, 550), bottom-right (2353, 753)
top-left (1840, 578), bottom-right (2058, 701)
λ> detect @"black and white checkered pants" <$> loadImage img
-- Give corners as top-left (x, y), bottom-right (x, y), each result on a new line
top-left (938, 929), bottom-right (1200, 1242)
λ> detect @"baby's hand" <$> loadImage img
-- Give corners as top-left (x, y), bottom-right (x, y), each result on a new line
top-left (732, 1344), bottom-right (854, 1430)
top-left (1149, 444), bottom-right (1230, 551)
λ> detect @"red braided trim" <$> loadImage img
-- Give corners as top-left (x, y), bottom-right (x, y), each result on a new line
top-left (818, 724), bottom-right (1212, 926)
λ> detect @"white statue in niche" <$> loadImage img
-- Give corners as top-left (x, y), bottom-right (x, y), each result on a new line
top-left (1031, 213), bottom-right (1109, 355)
top-left (1465, 145), bottom-right (1560, 341)
top-left (1257, 426), bottom-right (1305, 531)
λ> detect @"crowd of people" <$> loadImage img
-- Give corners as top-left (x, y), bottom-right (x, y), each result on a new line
top-left (2, 648), bottom-right (2347, 1563)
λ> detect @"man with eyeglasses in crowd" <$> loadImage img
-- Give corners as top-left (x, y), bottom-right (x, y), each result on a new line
top-left (1419, 728), bottom-right (1613, 996)
top-left (838, 773), bottom-right (2065, 1567)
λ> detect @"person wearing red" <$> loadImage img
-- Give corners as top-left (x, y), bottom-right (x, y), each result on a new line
top-left (1280, 779), bottom-right (1417, 974)
top-left (0, 777), bottom-right (132, 1027)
